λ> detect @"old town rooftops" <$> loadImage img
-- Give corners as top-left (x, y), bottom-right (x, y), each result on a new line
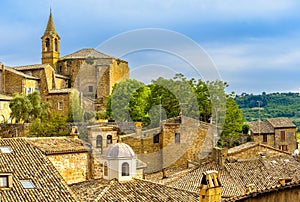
top-left (0, 138), bottom-right (77, 201)
top-left (26, 137), bottom-right (88, 155)
top-left (165, 155), bottom-right (300, 199)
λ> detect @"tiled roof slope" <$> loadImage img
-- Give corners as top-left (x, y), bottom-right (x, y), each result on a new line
top-left (26, 137), bottom-right (88, 155)
top-left (0, 138), bottom-right (77, 201)
top-left (167, 160), bottom-right (244, 197)
top-left (60, 48), bottom-right (114, 60)
top-left (266, 117), bottom-right (296, 128)
top-left (2, 66), bottom-right (39, 80)
top-left (246, 121), bottom-right (274, 134)
top-left (167, 156), bottom-right (300, 199)
top-left (95, 178), bottom-right (199, 202)
top-left (70, 179), bottom-right (109, 202)
top-left (14, 64), bottom-right (51, 71)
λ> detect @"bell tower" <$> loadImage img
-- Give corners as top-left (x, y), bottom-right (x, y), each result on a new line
top-left (41, 10), bottom-right (60, 67)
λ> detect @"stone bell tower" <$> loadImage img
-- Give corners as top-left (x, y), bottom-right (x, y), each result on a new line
top-left (41, 9), bottom-right (60, 67)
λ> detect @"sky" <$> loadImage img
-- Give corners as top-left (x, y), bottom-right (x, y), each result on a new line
top-left (1, 0), bottom-right (300, 94)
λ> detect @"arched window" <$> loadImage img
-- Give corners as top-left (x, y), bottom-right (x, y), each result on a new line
top-left (104, 162), bottom-right (108, 176)
top-left (45, 38), bottom-right (50, 51)
top-left (107, 135), bottom-right (112, 144)
top-left (96, 135), bottom-right (102, 149)
top-left (122, 162), bottom-right (129, 176)
top-left (54, 38), bottom-right (58, 51)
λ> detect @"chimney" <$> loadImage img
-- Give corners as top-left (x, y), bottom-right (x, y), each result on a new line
top-left (135, 122), bottom-right (144, 154)
top-left (199, 170), bottom-right (222, 202)
top-left (212, 147), bottom-right (228, 166)
top-left (70, 126), bottom-right (79, 139)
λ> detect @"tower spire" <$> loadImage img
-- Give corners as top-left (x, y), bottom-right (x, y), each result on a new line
top-left (44, 9), bottom-right (57, 35)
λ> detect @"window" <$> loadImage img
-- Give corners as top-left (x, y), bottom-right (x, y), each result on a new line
top-left (58, 102), bottom-right (63, 110)
top-left (58, 65), bottom-right (62, 73)
top-left (20, 180), bottom-right (35, 189)
top-left (122, 162), bottom-right (130, 176)
top-left (263, 134), bottom-right (267, 143)
top-left (104, 162), bottom-right (108, 176)
top-left (175, 133), bottom-right (180, 143)
top-left (96, 135), bottom-right (102, 149)
top-left (0, 173), bottom-right (12, 188)
top-left (0, 176), bottom-right (8, 188)
top-left (281, 131), bottom-right (286, 141)
top-left (279, 145), bottom-right (288, 151)
top-left (45, 38), bottom-right (50, 51)
top-left (153, 134), bottom-right (160, 144)
top-left (0, 146), bottom-right (12, 153)
top-left (107, 135), bottom-right (112, 144)
top-left (54, 38), bottom-right (58, 52)
top-left (88, 86), bottom-right (94, 92)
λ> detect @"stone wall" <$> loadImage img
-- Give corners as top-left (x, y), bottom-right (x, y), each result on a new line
top-left (2, 70), bottom-right (24, 94)
top-left (0, 124), bottom-right (29, 137)
top-left (274, 128), bottom-right (297, 152)
top-left (46, 92), bottom-right (70, 115)
top-left (252, 134), bottom-right (275, 148)
top-left (47, 152), bottom-right (89, 184)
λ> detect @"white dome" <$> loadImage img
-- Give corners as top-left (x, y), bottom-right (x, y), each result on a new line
top-left (102, 143), bottom-right (135, 159)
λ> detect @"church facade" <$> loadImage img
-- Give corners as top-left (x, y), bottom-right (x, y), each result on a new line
top-left (0, 11), bottom-right (129, 118)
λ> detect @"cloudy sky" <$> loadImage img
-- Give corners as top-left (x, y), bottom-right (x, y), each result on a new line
top-left (1, 0), bottom-right (300, 94)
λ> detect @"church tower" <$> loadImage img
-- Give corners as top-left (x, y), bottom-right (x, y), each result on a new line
top-left (41, 10), bottom-right (60, 67)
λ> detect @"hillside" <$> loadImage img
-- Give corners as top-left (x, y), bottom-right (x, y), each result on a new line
top-left (235, 92), bottom-right (300, 130)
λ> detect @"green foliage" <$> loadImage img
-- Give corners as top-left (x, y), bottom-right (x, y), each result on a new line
top-left (9, 92), bottom-right (50, 123)
top-left (67, 91), bottom-right (84, 122)
top-left (219, 97), bottom-right (245, 148)
top-left (29, 112), bottom-right (69, 137)
top-left (242, 124), bottom-right (250, 134)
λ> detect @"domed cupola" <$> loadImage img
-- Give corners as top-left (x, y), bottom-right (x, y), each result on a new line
top-left (102, 143), bottom-right (136, 181)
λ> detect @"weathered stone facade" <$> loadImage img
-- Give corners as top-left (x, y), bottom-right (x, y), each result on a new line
top-left (47, 152), bottom-right (89, 184)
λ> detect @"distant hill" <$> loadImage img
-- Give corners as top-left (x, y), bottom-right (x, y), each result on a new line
top-left (235, 92), bottom-right (300, 131)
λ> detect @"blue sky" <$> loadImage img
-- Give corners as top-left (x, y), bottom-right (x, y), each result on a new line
top-left (1, 0), bottom-right (300, 94)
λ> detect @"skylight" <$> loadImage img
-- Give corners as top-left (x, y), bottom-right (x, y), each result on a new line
top-left (0, 146), bottom-right (12, 153)
top-left (20, 180), bottom-right (35, 189)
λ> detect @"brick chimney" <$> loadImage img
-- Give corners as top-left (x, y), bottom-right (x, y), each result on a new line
top-left (199, 170), bottom-right (222, 202)
top-left (70, 126), bottom-right (79, 139)
top-left (212, 147), bottom-right (228, 166)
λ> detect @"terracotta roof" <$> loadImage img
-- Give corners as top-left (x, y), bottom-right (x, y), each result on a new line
top-left (266, 118), bottom-right (296, 128)
top-left (26, 137), bottom-right (88, 155)
top-left (95, 178), bottom-right (199, 202)
top-left (14, 64), bottom-right (52, 71)
top-left (247, 121), bottom-right (274, 134)
top-left (70, 179), bottom-right (109, 202)
top-left (166, 155), bottom-right (300, 199)
top-left (60, 48), bottom-right (114, 60)
top-left (0, 138), bottom-right (77, 201)
top-left (2, 66), bottom-right (39, 80)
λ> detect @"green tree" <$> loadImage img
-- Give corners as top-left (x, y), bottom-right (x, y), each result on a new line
top-left (9, 93), bottom-right (33, 123)
top-left (67, 90), bottom-right (84, 122)
top-left (29, 112), bottom-right (69, 137)
top-left (219, 97), bottom-right (245, 148)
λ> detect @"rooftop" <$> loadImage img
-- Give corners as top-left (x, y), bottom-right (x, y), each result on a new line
top-left (26, 137), bottom-right (88, 155)
top-left (102, 143), bottom-right (136, 159)
top-left (0, 138), bottom-right (76, 201)
top-left (266, 118), bottom-right (296, 128)
top-left (60, 48), bottom-right (115, 60)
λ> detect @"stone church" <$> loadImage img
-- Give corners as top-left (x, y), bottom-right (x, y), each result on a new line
top-left (0, 11), bottom-right (129, 116)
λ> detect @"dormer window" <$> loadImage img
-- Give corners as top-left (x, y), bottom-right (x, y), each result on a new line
top-left (0, 173), bottom-right (12, 189)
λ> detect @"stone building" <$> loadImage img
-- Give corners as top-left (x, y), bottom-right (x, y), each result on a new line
top-left (247, 118), bottom-right (297, 152)
top-left (0, 10), bottom-right (129, 116)
top-left (0, 93), bottom-right (12, 123)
